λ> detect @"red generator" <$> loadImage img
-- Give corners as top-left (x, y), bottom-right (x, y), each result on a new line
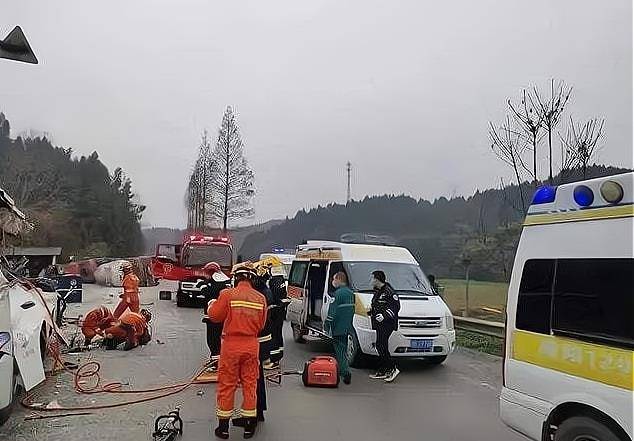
top-left (302, 356), bottom-right (339, 388)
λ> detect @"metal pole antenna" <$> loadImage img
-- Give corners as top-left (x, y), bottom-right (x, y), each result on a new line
top-left (346, 161), bottom-right (352, 204)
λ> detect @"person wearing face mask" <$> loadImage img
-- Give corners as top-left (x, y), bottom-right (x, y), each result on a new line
top-left (324, 271), bottom-right (355, 385)
top-left (368, 270), bottom-right (401, 382)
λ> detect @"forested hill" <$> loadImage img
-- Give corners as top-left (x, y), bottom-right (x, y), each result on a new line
top-left (239, 165), bottom-right (628, 282)
top-left (0, 112), bottom-right (145, 259)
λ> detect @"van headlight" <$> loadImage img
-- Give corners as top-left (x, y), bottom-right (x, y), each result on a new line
top-left (445, 314), bottom-right (454, 330)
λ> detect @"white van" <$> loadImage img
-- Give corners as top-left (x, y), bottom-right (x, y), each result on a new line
top-left (286, 241), bottom-right (456, 366)
top-left (500, 173), bottom-right (633, 441)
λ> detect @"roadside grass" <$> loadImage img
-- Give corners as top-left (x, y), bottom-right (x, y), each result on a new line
top-left (439, 278), bottom-right (508, 323)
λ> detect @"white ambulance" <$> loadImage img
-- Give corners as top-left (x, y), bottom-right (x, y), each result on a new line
top-left (286, 241), bottom-right (456, 366)
top-left (500, 172), bottom-right (633, 441)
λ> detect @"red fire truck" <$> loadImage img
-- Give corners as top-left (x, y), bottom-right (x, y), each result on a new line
top-left (152, 235), bottom-right (234, 306)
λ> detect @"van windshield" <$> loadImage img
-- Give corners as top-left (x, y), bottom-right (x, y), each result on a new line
top-left (344, 261), bottom-right (434, 296)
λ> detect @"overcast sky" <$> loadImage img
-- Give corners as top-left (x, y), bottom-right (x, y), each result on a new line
top-left (2, 0), bottom-right (632, 228)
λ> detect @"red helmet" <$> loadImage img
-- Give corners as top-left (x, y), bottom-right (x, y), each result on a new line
top-left (203, 262), bottom-right (222, 273)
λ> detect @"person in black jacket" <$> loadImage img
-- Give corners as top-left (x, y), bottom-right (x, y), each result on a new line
top-left (200, 263), bottom-right (230, 372)
top-left (368, 270), bottom-right (401, 382)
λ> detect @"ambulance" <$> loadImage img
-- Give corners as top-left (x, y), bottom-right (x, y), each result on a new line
top-left (500, 172), bottom-right (633, 441)
top-left (286, 241), bottom-right (456, 367)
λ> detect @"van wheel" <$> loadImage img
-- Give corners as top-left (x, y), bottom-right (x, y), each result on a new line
top-left (346, 329), bottom-right (364, 368)
top-left (554, 416), bottom-right (621, 441)
top-left (291, 323), bottom-right (306, 343)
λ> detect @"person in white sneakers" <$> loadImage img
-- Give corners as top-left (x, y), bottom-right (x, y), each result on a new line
top-left (367, 270), bottom-right (401, 382)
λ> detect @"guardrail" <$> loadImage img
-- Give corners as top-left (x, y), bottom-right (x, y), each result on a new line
top-left (453, 316), bottom-right (505, 339)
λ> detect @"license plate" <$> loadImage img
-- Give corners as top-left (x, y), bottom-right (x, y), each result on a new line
top-left (410, 339), bottom-right (433, 350)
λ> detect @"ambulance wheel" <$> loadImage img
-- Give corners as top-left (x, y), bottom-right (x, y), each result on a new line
top-left (346, 329), bottom-right (364, 368)
top-left (291, 323), bottom-right (306, 343)
top-left (554, 416), bottom-right (622, 441)
top-left (176, 295), bottom-right (187, 307)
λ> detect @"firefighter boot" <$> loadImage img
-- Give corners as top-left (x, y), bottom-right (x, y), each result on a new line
top-left (214, 418), bottom-right (230, 439)
top-left (243, 418), bottom-right (257, 439)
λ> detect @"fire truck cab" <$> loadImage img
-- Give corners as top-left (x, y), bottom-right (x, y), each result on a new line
top-left (152, 235), bottom-right (234, 307)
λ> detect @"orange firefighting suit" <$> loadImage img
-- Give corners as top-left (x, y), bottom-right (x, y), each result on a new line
top-left (208, 281), bottom-right (267, 419)
top-left (103, 311), bottom-right (149, 349)
top-left (81, 306), bottom-right (116, 344)
top-left (113, 273), bottom-right (140, 319)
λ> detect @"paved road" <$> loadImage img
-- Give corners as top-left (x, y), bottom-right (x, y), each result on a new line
top-left (2, 283), bottom-right (527, 441)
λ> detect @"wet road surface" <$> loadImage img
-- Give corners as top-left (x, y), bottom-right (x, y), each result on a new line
top-left (2, 283), bottom-right (527, 441)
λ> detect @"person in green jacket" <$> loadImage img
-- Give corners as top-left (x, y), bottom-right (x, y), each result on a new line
top-left (324, 271), bottom-right (355, 385)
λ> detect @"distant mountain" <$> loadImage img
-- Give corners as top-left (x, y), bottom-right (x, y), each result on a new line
top-left (239, 165), bottom-right (629, 282)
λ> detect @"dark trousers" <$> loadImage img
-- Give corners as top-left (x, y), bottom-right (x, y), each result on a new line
top-left (332, 335), bottom-right (350, 377)
top-left (206, 321), bottom-right (223, 361)
top-left (270, 310), bottom-right (285, 363)
top-left (256, 362), bottom-right (267, 418)
top-left (376, 325), bottom-right (395, 372)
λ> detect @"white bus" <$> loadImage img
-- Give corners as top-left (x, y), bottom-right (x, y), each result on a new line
top-left (500, 172), bottom-right (633, 441)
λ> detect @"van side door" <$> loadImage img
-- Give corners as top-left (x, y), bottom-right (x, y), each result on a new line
top-left (321, 261), bottom-right (346, 324)
top-left (286, 260), bottom-right (309, 325)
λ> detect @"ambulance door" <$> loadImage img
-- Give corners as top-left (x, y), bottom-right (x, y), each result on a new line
top-left (285, 260), bottom-right (309, 325)
top-left (321, 261), bottom-right (345, 323)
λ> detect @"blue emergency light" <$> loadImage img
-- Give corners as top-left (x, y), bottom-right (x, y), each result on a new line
top-left (532, 186), bottom-right (557, 205)
top-left (573, 185), bottom-right (594, 207)
top-left (272, 247), bottom-right (285, 253)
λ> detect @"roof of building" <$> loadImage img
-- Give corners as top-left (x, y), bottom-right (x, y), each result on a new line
top-left (3, 247), bottom-right (62, 256)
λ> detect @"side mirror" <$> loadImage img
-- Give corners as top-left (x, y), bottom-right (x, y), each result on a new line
top-left (0, 26), bottom-right (38, 64)
top-left (20, 300), bottom-right (36, 310)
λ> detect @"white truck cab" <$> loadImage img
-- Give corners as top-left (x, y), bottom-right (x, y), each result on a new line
top-left (286, 241), bottom-right (456, 366)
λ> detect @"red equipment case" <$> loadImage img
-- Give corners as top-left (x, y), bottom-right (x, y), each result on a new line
top-left (302, 356), bottom-right (339, 388)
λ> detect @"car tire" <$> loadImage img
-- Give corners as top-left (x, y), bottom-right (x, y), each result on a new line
top-left (0, 402), bottom-right (12, 426)
top-left (176, 293), bottom-right (187, 307)
top-left (291, 323), bottom-right (306, 343)
top-left (0, 368), bottom-right (18, 426)
top-left (346, 329), bottom-right (365, 368)
top-left (554, 416), bottom-right (622, 441)
top-left (426, 355), bottom-right (447, 365)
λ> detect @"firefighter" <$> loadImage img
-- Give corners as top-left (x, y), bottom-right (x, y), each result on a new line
top-left (208, 263), bottom-right (267, 439)
top-left (103, 309), bottom-right (152, 351)
top-left (201, 262), bottom-right (230, 371)
top-left (81, 305), bottom-right (116, 346)
top-left (234, 268), bottom-right (274, 429)
top-left (266, 274), bottom-right (288, 369)
top-left (113, 261), bottom-right (140, 319)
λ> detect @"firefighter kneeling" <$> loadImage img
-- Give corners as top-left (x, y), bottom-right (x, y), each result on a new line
top-left (208, 263), bottom-right (267, 439)
top-left (103, 309), bottom-right (152, 351)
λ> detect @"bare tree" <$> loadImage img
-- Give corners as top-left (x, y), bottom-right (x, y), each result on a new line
top-left (562, 116), bottom-right (605, 179)
top-left (507, 90), bottom-right (543, 186)
top-left (185, 130), bottom-right (213, 231)
top-left (533, 79), bottom-right (573, 184)
top-left (209, 106), bottom-right (255, 232)
top-left (489, 116), bottom-right (528, 212)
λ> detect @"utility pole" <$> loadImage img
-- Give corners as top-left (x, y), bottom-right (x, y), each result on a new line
top-left (346, 161), bottom-right (352, 204)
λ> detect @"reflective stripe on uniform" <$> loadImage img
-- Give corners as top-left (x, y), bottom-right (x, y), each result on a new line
top-left (230, 300), bottom-right (264, 310)
top-left (270, 348), bottom-right (283, 355)
top-left (217, 409), bottom-right (234, 418)
top-left (241, 409), bottom-right (257, 417)
top-left (258, 334), bottom-right (272, 343)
